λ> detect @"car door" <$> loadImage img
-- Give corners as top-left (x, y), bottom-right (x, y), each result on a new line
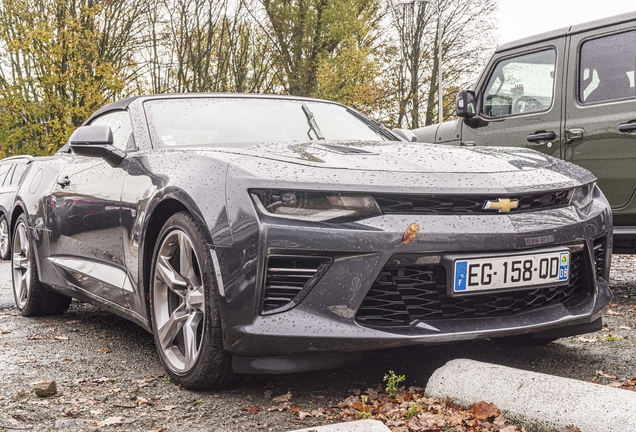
top-left (563, 24), bottom-right (636, 224)
top-left (48, 110), bottom-right (133, 306)
top-left (0, 163), bottom-right (14, 218)
top-left (461, 38), bottom-right (566, 159)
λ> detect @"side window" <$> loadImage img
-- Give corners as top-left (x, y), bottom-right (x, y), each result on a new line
top-left (483, 49), bottom-right (556, 117)
top-left (0, 164), bottom-right (12, 187)
top-left (89, 111), bottom-right (134, 151)
top-left (579, 31), bottom-right (636, 104)
top-left (10, 163), bottom-right (25, 186)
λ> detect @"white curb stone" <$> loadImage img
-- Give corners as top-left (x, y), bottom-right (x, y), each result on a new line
top-left (426, 358), bottom-right (636, 432)
top-left (289, 419), bottom-right (391, 432)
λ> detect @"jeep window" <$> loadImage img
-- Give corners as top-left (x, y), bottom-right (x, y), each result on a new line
top-left (483, 49), bottom-right (556, 117)
top-left (579, 31), bottom-right (636, 104)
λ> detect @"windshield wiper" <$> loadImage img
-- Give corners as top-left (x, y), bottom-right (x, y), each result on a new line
top-left (302, 103), bottom-right (325, 140)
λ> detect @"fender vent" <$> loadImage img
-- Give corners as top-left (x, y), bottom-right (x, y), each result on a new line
top-left (262, 256), bottom-right (331, 314)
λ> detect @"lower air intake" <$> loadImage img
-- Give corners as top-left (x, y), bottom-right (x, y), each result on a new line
top-left (262, 256), bottom-right (331, 314)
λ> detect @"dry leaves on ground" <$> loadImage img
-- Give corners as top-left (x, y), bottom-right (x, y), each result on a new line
top-left (94, 348), bottom-right (112, 354)
top-left (287, 384), bottom-right (528, 432)
top-left (0, 328), bottom-right (10, 335)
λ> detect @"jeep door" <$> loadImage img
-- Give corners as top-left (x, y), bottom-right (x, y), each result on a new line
top-left (461, 38), bottom-right (566, 159)
top-left (563, 23), bottom-right (636, 225)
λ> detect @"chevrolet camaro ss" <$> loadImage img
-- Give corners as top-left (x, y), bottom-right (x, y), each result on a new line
top-left (10, 94), bottom-right (612, 389)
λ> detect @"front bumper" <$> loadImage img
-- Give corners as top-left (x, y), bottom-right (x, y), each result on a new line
top-left (216, 197), bottom-right (612, 362)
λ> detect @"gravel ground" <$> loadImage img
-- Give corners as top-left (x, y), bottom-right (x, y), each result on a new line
top-left (0, 257), bottom-right (635, 432)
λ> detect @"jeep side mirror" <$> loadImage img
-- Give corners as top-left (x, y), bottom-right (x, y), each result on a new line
top-left (456, 89), bottom-right (476, 118)
top-left (69, 125), bottom-right (125, 167)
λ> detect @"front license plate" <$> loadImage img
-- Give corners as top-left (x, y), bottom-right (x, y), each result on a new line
top-left (453, 250), bottom-right (569, 293)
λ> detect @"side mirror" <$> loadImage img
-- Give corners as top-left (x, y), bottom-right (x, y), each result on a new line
top-left (455, 89), bottom-right (476, 118)
top-left (392, 128), bottom-right (419, 142)
top-left (69, 125), bottom-right (125, 167)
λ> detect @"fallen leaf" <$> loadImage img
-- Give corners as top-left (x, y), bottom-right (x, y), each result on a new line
top-left (241, 406), bottom-right (263, 413)
top-left (607, 309), bottom-right (620, 315)
top-left (146, 429), bottom-right (165, 432)
top-left (136, 397), bottom-right (150, 405)
top-left (0, 328), bottom-right (10, 335)
top-left (620, 326), bottom-right (632, 330)
top-left (156, 405), bottom-right (177, 412)
top-left (398, 223), bottom-right (420, 246)
top-left (94, 349), bottom-right (112, 354)
top-left (53, 335), bottom-right (68, 341)
top-left (469, 401), bottom-right (500, 421)
top-left (272, 391), bottom-right (292, 404)
top-left (27, 334), bottom-right (48, 340)
top-left (100, 334), bottom-right (112, 339)
top-left (596, 370), bottom-right (618, 379)
top-left (607, 381), bottom-right (622, 388)
top-left (111, 388), bottom-right (123, 393)
top-left (632, 305), bottom-right (636, 311)
top-left (576, 336), bottom-right (597, 343)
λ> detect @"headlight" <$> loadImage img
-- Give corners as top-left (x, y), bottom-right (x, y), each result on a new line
top-left (250, 190), bottom-right (381, 222)
top-left (570, 182), bottom-right (596, 209)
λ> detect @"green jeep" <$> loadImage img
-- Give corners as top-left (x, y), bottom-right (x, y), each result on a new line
top-left (413, 11), bottom-right (636, 253)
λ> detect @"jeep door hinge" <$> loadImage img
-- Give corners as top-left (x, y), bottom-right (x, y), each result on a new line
top-left (563, 128), bottom-right (584, 145)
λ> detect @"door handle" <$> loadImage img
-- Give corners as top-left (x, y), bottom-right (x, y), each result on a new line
top-left (619, 122), bottom-right (636, 133)
top-left (57, 176), bottom-right (70, 187)
top-left (526, 131), bottom-right (556, 145)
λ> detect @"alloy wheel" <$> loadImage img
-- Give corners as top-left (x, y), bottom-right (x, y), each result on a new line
top-left (12, 222), bottom-right (31, 309)
top-left (153, 229), bottom-right (205, 373)
top-left (0, 218), bottom-right (9, 259)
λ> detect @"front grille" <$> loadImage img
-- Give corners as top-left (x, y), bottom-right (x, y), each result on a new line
top-left (262, 256), bottom-right (330, 314)
top-left (593, 237), bottom-right (607, 279)
top-left (373, 190), bottom-right (571, 215)
top-left (355, 251), bottom-right (591, 328)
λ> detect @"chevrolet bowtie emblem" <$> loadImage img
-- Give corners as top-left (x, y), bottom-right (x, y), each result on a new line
top-left (483, 198), bottom-right (519, 213)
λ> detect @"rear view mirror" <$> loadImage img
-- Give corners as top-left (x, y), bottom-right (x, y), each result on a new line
top-left (456, 89), bottom-right (476, 118)
top-left (69, 125), bottom-right (125, 167)
top-left (392, 128), bottom-right (419, 142)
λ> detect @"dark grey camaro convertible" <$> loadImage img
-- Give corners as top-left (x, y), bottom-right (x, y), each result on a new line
top-left (11, 94), bottom-right (612, 389)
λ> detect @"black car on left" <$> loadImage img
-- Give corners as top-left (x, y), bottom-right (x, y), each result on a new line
top-left (0, 155), bottom-right (32, 260)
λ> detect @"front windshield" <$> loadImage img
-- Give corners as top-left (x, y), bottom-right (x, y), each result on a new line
top-left (144, 98), bottom-right (391, 147)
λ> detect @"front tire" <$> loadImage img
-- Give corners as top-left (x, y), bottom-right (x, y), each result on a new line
top-left (150, 211), bottom-right (236, 389)
top-left (12, 214), bottom-right (71, 316)
top-left (0, 214), bottom-right (10, 260)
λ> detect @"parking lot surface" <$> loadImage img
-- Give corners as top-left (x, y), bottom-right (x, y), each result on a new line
top-left (0, 257), bottom-right (635, 431)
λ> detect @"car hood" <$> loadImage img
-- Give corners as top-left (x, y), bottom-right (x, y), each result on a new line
top-left (215, 140), bottom-right (558, 174)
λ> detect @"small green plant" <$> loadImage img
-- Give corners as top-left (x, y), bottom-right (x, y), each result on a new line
top-left (383, 370), bottom-right (405, 398)
top-left (404, 402), bottom-right (419, 419)
top-left (164, 376), bottom-right (172, 383)
top-left (357, 394), bottom-right (373, 419)
top-left (607, 334), bottom-right (620, 341)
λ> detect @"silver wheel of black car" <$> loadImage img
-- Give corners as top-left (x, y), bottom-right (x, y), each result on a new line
top-left (0, 215), bottom-right (10, 260)
top-left (11, 214), bottom-right (71, 316)
top-left (12, 220), bottom-right (31, 308)
top-left (153, 229), bottom-right (205, 372)
top-left (150, 211), bottom-right (236, 389)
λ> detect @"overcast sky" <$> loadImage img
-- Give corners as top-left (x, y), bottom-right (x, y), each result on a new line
top-left (494, 1), bottom-right (636, 45)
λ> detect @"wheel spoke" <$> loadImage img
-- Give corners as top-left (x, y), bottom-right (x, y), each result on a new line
top-left (157, 304), bottom-right (188, 350)
top-left (18, 275), bottom-right (27, 302)
top-left (156, 255), bottom-right (187, 296)
top-left (183, 313), bottom-right (202, 370)
top-left (178, 233), bottom-right (197, 287)
top-left (18, 226), bottom-right (28, 254)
